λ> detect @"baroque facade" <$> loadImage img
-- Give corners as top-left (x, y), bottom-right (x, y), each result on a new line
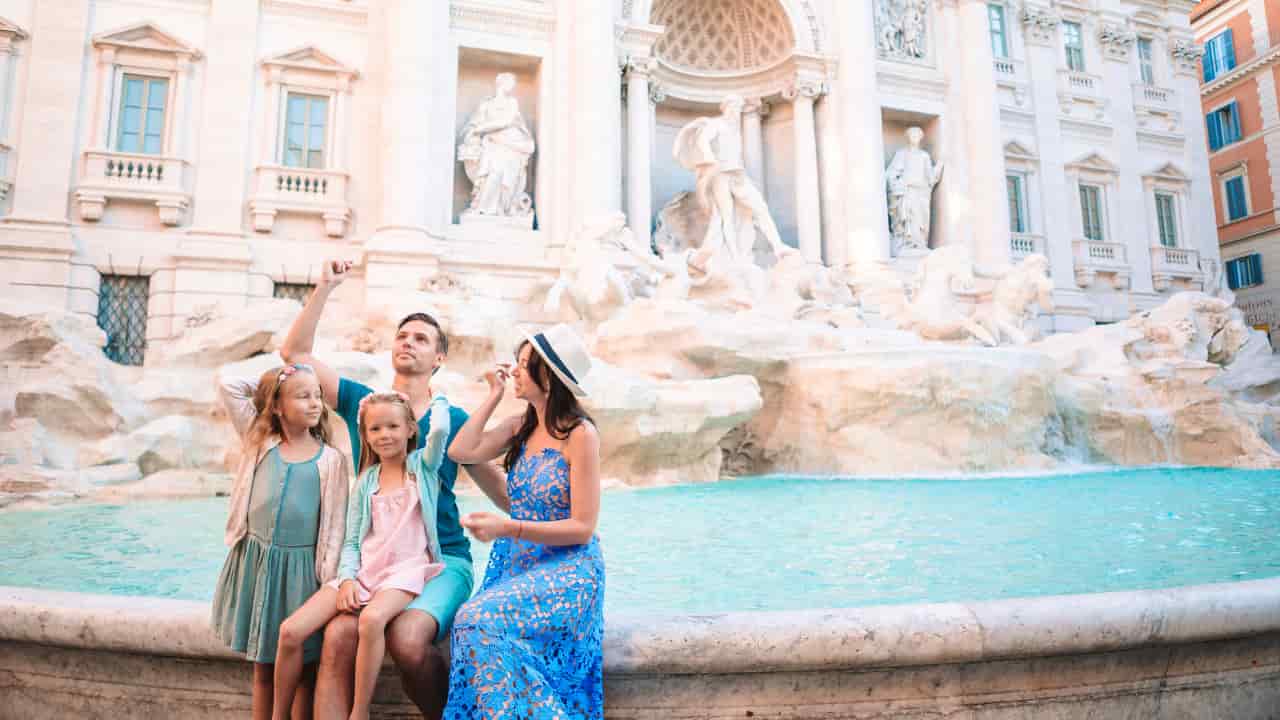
top-left (1193, 0), bottom-right (1280, 349)
top-left (0, 0), bottom-right (1212, 363)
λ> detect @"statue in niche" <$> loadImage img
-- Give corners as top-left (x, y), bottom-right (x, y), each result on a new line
top-left (886, 126), bottom-right (944, 256)
top-left (877, 0), bottom-right (929, 61)
top-left (673, 94), bottom-right (795, 277)
top-left (457, 72), bottom-right (535, 225)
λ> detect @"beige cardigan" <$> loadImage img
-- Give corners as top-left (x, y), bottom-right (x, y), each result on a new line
top-left (217, 374), bottom-right (350, 584)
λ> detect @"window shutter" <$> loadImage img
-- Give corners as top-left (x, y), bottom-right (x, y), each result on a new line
top-left (1224, 28), bottom-right (1237, 71)
top-left (1251, 254), bottom-right (1264, 284)
top-left (1228, 101), bottom-right (1243, 141)
top-left (1203, 37), bottom-right (1218, 82)
top-left (1227, 260), bottom-right (1241, 290)
top-left (1207, 111), bottom-right (1222, 150)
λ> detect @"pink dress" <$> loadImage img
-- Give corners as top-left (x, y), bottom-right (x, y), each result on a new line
top-left (327, 479), bottom-right (443, 606)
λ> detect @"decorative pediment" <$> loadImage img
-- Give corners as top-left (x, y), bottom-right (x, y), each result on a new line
top-left (1004, 140), bottom-right (1038, 161)
top-left (1144, 162), bottom-right (1190, 185)
top-left (262, 45), bottom-right (358, 80)
top-left (0, 16), bottom-right (28, 40)
top-left (92, 22), bottom-right (201, 59)
top-left (1066, 152), bottom-right (1118, 174)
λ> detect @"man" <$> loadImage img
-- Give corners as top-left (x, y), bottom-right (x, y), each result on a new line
top-left (280, 259), bottom-right (508, 719)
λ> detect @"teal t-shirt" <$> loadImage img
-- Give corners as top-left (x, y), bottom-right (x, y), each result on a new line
top-left (336, 378), bottom-right (471, 562)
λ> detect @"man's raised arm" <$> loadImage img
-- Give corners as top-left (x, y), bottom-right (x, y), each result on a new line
top-left (280, 259), bottom-right (351, 406)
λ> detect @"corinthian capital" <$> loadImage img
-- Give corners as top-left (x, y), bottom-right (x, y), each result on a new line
top-left (783, 79), bottom-right (825, 101)
top-left (1020, 4), bottom-right (1060, 46)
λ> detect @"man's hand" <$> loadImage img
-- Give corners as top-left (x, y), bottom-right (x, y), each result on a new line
top-left (319, 259), bottom-right (353, 292)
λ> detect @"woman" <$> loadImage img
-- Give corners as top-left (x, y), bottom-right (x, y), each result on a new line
top-left (443, 323), bottom-right (604, 719)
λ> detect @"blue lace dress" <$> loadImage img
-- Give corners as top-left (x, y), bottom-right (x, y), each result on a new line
top-left (444, 447), bottom-right (605, 719)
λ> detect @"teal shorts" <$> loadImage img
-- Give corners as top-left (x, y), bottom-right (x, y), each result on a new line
top-left (406, 553), bottom-right (474, 641)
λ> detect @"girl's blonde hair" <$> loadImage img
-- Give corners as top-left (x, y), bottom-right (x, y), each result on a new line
top-left (356, 392), bottom-right (419, 473)
top-left (246, 364), bottom-right (331, 449)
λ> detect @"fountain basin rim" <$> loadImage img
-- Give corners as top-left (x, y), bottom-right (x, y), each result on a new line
top-left (4, 576), bottom-right (1278, 674)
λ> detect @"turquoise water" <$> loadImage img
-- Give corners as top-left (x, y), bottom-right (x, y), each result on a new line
top-left (2, 468), bottom-right (1278, 614)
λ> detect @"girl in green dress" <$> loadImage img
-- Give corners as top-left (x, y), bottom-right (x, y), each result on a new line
top-left (211, 364), bottom-right (350, 720)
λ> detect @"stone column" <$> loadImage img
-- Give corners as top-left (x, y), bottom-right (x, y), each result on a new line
top-left (166, 0), bottom-right (260, 339)
top-left (958, 0), bottom-right (1011, 266)
top-left (625, 57), bottom-right (656, 245)
top-left (372, 0), bottom-right (447, 244)
top-left (742, 98), bottom-right (767, 195)
top-left (362, 0), bottom-right (450, 306)
top-left (0, 0), bottom-right (84, 308)
top-left (569, 0), bottom-right (623, 227)
top-left (831, 0), bottom-right (890, 268)
top-left (786, 78), bottom-right (824, 264)
top-left (184, 0), bottom-right (259, 237)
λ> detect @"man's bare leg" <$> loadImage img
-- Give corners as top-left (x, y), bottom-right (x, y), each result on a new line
top-left (386, 609), bottom-right (449, 720)
top-left (734, 181), bottom-right (792, 257)
top-left (313, 614), bottom-right (358, 720)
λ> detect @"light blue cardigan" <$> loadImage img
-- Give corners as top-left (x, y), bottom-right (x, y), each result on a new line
top-left (336, 394), bottom-right (451, 582)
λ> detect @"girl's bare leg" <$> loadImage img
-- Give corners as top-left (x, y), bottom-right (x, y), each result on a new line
top-left (273, 587), bottom-right (341, 720)
top-left (290, 662), bottom-right (317, 720)
top-left (253, 663), bottom-right (275, 720)
top-left (350, 589), bottom-right (417, 720)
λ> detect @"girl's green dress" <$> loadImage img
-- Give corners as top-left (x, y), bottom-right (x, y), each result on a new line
top-left (211, 445), bottom-right (324, 664)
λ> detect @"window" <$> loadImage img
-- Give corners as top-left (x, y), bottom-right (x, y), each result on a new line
top-left (1206, 101), bottom-right (1243, 151)
top-left (1154, 192), bottom-right (1178, 247)
top-left (116, 74), bottom-right (168, 154)
top-left (989, 4), bottom-right (1009, 59)
top-left (1063, 21), bottom-right (1085, 71)
top-left (273, 281), bottom-right (314, 304)
top-left (1203, 30), bottom-right (1237, 82)
top-left (283, 93), bottom-right (329, 168)
top-left (1224, 175), bottom-right (1249, 221)
top-left (1007, 174), bottom-right (1028, 233)
top-left (1137, 38), bottom-right (1155, 85)
top-left (1079, 183), bottom-right (1105, 241)
top-left (97, 274), bottom-right (150, 366)
top-left (1226, 253), bottom-right (1264, 289)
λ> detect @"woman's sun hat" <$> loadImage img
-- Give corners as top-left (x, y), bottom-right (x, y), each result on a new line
top-left (518, 323), bottom-right (592, 398)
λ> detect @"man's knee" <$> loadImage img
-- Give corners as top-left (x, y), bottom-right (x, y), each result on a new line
top-left (321, 613), bottom-right (358, 660)
top-left (386, 611), bottom-right (440, 670)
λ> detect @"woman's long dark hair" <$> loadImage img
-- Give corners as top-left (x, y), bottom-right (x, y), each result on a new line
top-left (503, 340), bottom-right (594, 473)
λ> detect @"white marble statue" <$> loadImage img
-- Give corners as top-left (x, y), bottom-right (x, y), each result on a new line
top-left (673, 95), bottom-right (793, 275)
top-left (457, 72), bottom-right (536, 223)
top-left (1123, 292), bottom-right (1251, 371)
top-left (886, 126), bottom-right (944, 256)
top-left (883, 244), bottom-right (997, 345)
top-left (974, 254), bottom-right (1055, 346)
top-left (545, 213), bottom-right (694, 326)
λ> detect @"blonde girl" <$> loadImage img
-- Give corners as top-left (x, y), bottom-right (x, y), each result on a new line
top-left (211, 364), bottom-right (350, 720)
top-left (273, 391), bottom-right (452, 720)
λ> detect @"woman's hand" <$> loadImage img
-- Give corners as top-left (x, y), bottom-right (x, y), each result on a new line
top-left (482, 363), bottom-right (511, 399)
top-left (336, 580), bottom-right (360, 613)
top-left (461, 512), bottom-right (515, 543)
